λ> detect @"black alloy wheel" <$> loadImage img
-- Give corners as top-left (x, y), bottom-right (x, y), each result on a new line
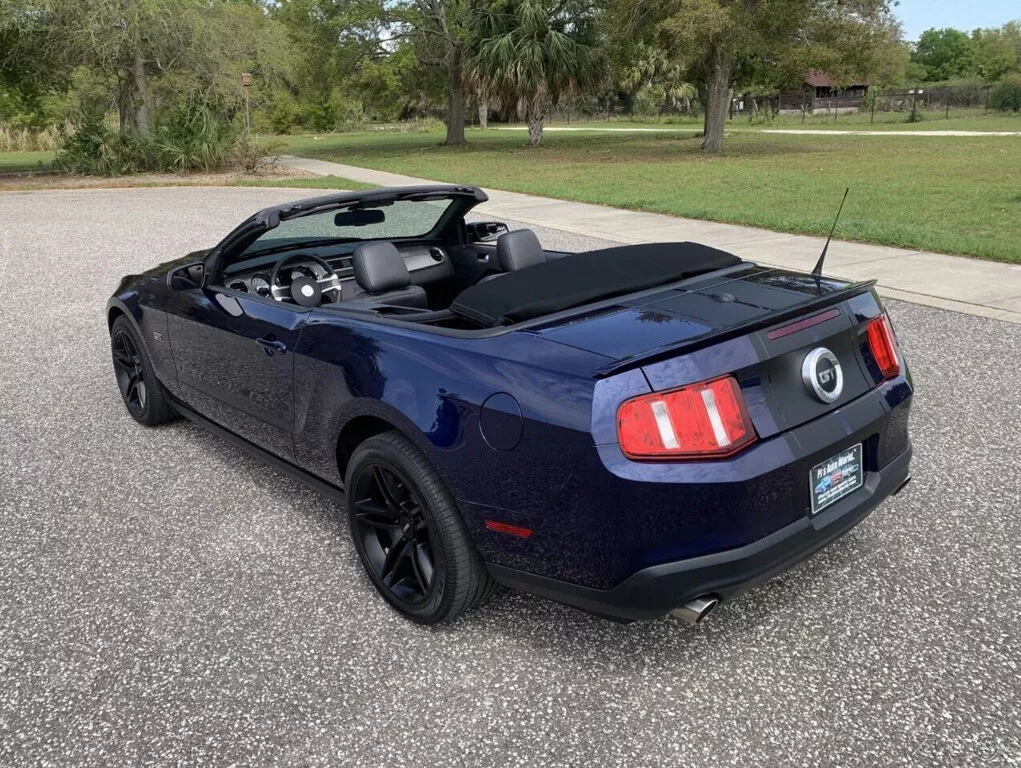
top-left (345, 431), bottom-right (497, 623)
top-left (352, 464), bottom-right (436, 605)
top-left (110, 315), bottom-right (176, 426)
top-left (112, 328), bottom-right (147, 417)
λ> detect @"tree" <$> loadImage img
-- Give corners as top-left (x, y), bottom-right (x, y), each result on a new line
top-left (43, 0), bottom-right (201, 135)
top-left (353, 41), bottom-right (439, 122)
top-left (0, 0), bottom-right (75, 118)
top-left (408, 0), bottom-right (476, 144)
top-left (275, 0), bottom-right (390, 130)
top-left (472, 0), bottom-right (600, 145)
top-left (872, 40), bottom-right (912, 87)
top-left (465, 61), bottom-right (491, 128)
top-left (616, 43), bottom-right (668, 116)
top-left (640, 0), bottom-right (899, 152)
top-left (972, 22), bottom-right (1021, 83)
top-left (911, 28), bottom-right (976, 82)
top-left (5, 0), bottom-right (277, 136)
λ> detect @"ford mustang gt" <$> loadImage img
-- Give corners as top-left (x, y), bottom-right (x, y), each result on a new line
top-left (107, 185), bottom-right (913, 624)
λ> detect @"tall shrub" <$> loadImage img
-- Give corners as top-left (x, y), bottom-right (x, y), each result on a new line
top-left (989, 76), bottom-right (1021, 112)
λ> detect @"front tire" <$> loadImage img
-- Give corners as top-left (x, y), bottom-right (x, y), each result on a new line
top-left (345, 431), bottom-right (497, 624)
top-left (110, 315), bottom-right (176, 426)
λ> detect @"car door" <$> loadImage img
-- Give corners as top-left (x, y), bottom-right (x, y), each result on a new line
top-left (164, 285), bottom-right (307, 461)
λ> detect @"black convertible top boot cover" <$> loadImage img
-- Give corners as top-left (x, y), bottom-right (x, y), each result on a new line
top-left (451, 242), bottom-right (742, 326)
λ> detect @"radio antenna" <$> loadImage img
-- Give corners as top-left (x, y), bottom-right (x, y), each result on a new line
top-left (812, 187), bottom-right (850, 279)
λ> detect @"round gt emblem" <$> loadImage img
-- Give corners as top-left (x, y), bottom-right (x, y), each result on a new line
top-left (801, 347), bottom-right (844, 403)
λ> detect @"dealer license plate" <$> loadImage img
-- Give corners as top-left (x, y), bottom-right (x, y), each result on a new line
top-left (809, 444), bottom-right (864, 516)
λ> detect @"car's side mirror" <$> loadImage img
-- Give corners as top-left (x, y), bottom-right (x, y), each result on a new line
top-left (466, 221), bottom-right (509, 243)
top-left (167, 262), bottom-right (205, 290)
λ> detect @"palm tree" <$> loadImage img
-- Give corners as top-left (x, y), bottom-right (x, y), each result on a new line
top-left (471, 0), bottom-right (599, 146)
top-left (464, 58), bottom-right (492, 130)
top-left (618, 43), bottom-right (665, 117)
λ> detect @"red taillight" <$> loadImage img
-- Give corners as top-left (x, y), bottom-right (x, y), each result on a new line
top-left (617, 375), bottom-right (757, 460)
top-left (866, 314), bottom-right (900, 380)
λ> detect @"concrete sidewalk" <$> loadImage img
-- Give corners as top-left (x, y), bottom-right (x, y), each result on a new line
top-left (280, 155), bottom-right (1021, 324)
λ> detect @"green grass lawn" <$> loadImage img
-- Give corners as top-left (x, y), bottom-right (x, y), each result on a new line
top-left (554, 109), bottom-right (1021, 133)
top-left (752, 109), bottom-right (1021, 132)
top-left (281, 128), bottom-right (1021, 263)
top-left (231, 175), bottom-right (377, 191)
top-left (0, 150), bottom-right (54, 173)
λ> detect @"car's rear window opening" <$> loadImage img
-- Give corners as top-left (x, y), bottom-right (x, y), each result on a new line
top-left (450, 242), bottom-right (742, 327)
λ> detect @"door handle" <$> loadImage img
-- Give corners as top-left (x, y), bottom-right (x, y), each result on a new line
top-left (256, 336), bottom-right (288, 356)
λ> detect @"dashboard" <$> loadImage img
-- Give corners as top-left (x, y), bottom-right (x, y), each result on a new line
top-left (222, 242), bottom-right (451, 298)
top-left (226, 262), bottom-right (329, 298)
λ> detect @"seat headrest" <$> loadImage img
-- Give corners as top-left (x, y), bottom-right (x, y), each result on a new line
top-left (352, 242), bottom-right (412, 294)
top-left (496, 229), bottom-right (545, 273)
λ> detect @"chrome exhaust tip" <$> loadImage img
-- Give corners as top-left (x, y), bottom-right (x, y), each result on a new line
top-left (670, 595), bottom-right (719, 625)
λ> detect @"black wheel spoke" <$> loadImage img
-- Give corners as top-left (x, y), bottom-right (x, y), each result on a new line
top-left (373, 467), bottom-right (405, 509)
top-left (355, 496), bottom-right (392, 517)
top-left (354, 498), bottom-right (399, 531)
top-left (380, 537), bottom-right (411, 587)
top-left (127, 373), bottom-right (145, 405)
top-left (409, 542), bottom-right (431, 593)
top-left (113, 349), bottom-right (134, 369)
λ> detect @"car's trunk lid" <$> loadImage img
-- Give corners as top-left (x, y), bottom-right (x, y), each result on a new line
top-left (535, 265), bottom-right (881, 438)
top-left (534, 265), bottom-right (858, 360)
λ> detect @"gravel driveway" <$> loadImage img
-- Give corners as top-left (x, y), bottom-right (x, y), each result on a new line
top-left (1, 187), bottom-right (1019, 767)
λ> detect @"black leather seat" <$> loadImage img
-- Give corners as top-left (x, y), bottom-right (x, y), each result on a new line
top-left (350, 242), bottom-right (428, 308)
top-left (480, 229), bottom-right (546, 282)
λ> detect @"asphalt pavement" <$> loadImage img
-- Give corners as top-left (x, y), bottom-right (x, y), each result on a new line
top-left (1, 187), bottom-right (1019, 767)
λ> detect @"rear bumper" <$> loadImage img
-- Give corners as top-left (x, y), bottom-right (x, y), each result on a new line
top-left (488, 444), bottom-right (912, 621)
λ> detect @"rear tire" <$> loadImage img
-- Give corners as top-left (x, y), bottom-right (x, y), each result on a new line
top-left (110, 315), bottom-right (176, 426)
top-left (345, 430), bottom-right (497, 624)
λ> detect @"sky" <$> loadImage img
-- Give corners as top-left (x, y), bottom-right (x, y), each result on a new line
top-left (894, 0), bottom-right (1021, 41)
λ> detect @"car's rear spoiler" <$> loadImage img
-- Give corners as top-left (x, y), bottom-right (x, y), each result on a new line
top-left (591, 280), bottom-right (877, 379)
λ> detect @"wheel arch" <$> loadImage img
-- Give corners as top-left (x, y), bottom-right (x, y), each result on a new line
top-left (334, 399), bottom-right (449, 486)
top-left (108, 305), bottom-right (127, 331)
top-left (336, 415), bottom-right (399, 480)
top-left (107, 298), bottom-right (145, 337)
top-left (107, 295), bottom-right (177, 394)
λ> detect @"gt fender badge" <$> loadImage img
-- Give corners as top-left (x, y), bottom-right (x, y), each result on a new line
top-left (153, 330), bottom-right (163, 342)
top-left (802, 347), bottom-right (843, 403)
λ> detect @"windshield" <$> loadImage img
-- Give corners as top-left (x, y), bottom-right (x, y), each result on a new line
top-left (244, 198), bottom-right (454, 256)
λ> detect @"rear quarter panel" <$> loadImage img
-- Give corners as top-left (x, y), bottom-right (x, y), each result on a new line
top-left (291, 312), bottom-right (610, 566)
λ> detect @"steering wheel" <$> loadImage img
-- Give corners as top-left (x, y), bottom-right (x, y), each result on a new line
top-left (269, 253), bottom-right (343, 307)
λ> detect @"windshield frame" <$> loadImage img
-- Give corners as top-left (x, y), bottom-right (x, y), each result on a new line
top-left (240, 196), bottom-right (458, 259)
top-left (203, 185), bottom-right (487, 282)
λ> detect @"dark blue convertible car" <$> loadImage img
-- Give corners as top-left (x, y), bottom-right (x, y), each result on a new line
top-left (107, 185), bottom-right (913, 624)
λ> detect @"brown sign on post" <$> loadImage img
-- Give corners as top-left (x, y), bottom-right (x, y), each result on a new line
top-left (240, 72), bottom-right (252, 87)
